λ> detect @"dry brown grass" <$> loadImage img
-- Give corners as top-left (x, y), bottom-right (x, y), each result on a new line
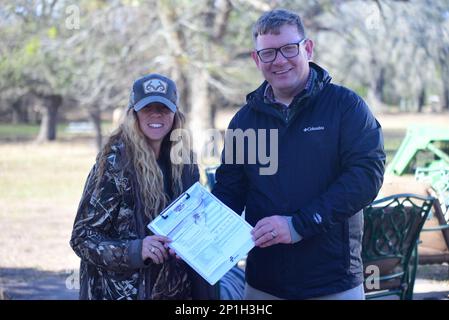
top-left (0, 142), bottom-right (96, 272)
top-left (0, 112), bottom-right (447, 298)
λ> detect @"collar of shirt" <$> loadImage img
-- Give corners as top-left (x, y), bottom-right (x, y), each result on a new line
top-left (263, 68), bottom-right (313, 108)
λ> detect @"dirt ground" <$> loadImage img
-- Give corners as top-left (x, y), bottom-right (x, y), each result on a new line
top-left (375, 111), bottom-right (449, 130)
top-left (0, 112), bottom-right (448, 300)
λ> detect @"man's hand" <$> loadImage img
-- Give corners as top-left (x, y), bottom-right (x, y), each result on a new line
top-left (251, 215), bottom-right (292, 248)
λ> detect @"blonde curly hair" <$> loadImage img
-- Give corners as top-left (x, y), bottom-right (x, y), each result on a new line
top-left (96, 107), bottom-right (191, 219)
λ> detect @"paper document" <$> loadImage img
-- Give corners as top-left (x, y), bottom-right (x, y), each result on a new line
top-left (148, 182), bottom-right (254, 285)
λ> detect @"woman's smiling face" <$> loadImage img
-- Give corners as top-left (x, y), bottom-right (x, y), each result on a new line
top-left (137, 102), bottom-right (175, 145)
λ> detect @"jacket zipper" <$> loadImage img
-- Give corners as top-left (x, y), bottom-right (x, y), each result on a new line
top-left (283, 107), bottom-right (289, 123)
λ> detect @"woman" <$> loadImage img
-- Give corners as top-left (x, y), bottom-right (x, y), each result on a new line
top-left (70, 74), bottom-right (216, 300)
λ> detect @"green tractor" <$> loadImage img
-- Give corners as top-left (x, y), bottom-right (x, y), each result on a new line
top-left (386, 125), bottom-right (449, 177)
top-left (386, 125), bottom-right (449, 204)
top-left (385, 125), bottom-right (449, 266)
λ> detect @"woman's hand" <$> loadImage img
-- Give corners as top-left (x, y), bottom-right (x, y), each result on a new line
top-left (166, 246), bottom-right (182, 260)
top-left (141, 235), bottom-right (171, 264)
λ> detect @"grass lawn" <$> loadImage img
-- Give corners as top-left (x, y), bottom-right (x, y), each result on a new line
top-left (0, 142), bottom-right (97, 270)
top-left (0, 124), bottom-right (41, 140)
top-left (0, 142), bottom-right (96, 207)
top-left (0, 122), bottom-right (114, 142)
top-left (0, 119), bottom-right (448, 299)
top-left (0, 127), bottom-right (404, 271)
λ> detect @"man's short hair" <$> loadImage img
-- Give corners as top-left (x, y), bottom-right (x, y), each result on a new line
top-left (252, 9), bottom-right (306, 44)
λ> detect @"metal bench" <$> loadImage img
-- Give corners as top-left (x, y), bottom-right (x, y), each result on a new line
top-left (362, 193), bottom-right (435, 300)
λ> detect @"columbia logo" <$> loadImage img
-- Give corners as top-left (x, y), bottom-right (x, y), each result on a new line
top-left (303, 126), bottom-right (325, 132)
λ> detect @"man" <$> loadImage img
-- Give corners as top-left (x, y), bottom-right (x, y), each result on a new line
top-left (212, 9), bottom-right (385, 299)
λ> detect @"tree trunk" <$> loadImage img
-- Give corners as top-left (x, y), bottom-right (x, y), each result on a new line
top-left (11, 97), bottom-right (29, 124)
top-left (375, 67), bottom-right (385, 104)
top-left (367, 86), bottom-right (383, 113)
top-left (157, 2), bottom-right (189, 113)
top-left (438, 46), bottom-right (449, 110)
top-left (367, 57), bottom-right (385, 112)
top-left (11, 99), bottom-right (22, 124)
top-left (417, 87), bottom-right (425, 113)
top-left (210, 102), bottom-right (217, 129)
top-left (177, 73), bottom-right (190, 114)
top-left (89, 108), bottom-right (103, 151)
top-left (443, 82), bottom-right (449, 111)
top-left (188, 68), bottom-right (211, 161)
top-left (36, 94), bottom-right (62, 142)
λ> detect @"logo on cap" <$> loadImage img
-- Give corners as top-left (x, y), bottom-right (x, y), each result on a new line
top-left (143, 79), bottom-right (168, 94)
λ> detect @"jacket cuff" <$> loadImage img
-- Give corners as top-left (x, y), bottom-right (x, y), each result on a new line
top-left (293, 202), bottom-right (334, 239)
top-left (285, 216), bottom-right (303, 243)
top-left (129, 239), bottom-right (145, 269)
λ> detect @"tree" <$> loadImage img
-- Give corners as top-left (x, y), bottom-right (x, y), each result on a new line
top-left (313, 0), bottom-right (444, 113)
top-left (2, 0), bottom-right (446, 149)
top-left (155, 0), bottom-right (262, 158)
top-left (0, 0), bottom-right (73, 141)
top-left (419, 0), bottom-right (449, 110)
top-left (60, 1), bottom-right (162, 149)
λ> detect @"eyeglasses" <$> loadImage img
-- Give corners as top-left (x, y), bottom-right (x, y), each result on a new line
top-left (256, 38), bottom-right (307, 63)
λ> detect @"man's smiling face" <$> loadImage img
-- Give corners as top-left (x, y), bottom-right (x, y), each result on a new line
top-left (252, 24), bottom-right (313, 101)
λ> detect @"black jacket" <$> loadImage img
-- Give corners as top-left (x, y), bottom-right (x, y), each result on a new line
top-left (212, 63), bottom-right (385, 299)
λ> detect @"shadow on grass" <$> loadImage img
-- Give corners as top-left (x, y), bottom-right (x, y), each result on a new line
top-left (0, 267), bottom-right (78, 300)
top-left (416, 264), bottom-right (449, 281)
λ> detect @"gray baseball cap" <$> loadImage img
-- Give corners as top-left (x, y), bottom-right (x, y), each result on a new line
top-left (129, 73), bottom-right (177, 113)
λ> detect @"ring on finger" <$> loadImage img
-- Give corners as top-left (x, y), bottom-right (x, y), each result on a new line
top-left (270, 230), bottom-right (277, 238)
top-left (150, 246), bottom-right (156, 253)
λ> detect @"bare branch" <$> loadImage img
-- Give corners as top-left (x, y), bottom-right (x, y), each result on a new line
top-left (213, 0), bottom-right (233, 41)
top-left (238, 0), bottom-right (272, 12)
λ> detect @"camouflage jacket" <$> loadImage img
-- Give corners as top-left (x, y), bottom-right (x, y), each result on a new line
top-left (70, 142), bottom-right (215, 300)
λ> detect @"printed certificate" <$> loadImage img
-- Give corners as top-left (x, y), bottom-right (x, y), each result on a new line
top-left (148, 182), bottom-right (254, 285)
